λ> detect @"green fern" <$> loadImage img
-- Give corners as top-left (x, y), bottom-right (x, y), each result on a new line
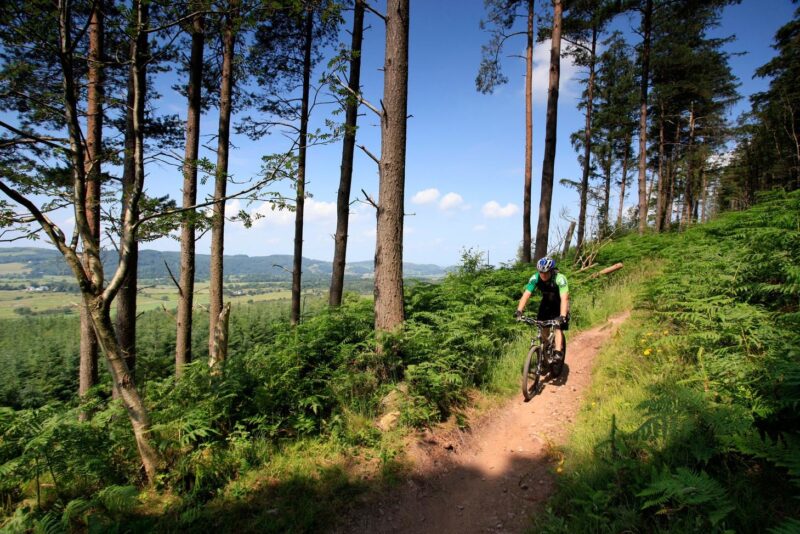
top-left (637, 468), bottom-right (734, 526)
top-left (95, 485), bottom-right (138, 514)
top-left (769, 518), bottom-right (800, 534)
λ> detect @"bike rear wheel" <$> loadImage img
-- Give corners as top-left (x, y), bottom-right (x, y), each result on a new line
top-left (522, 345), bottom-right (542, 401)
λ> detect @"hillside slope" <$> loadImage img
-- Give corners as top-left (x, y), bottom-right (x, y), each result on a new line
top-left (0, 247), bottom-right (449, 281)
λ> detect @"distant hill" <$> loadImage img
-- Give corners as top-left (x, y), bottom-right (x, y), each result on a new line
top-left (0, 247), bottom-right (449, 282)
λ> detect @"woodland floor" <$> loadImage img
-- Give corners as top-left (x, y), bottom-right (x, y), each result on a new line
top-left (335, 311), bottom-right (631, 534)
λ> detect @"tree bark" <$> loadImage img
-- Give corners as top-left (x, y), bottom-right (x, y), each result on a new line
top-left (533, 0), bottom-right (563, 261)
top-left (666, 118), bottom-right (680, 227)
top-left (374, 0), bottom-right (409, 334)
top-left (208, 302), bottom-right (231, 371)
top-left (522, 0), bottom-right (534, 264)
top-left (209, 0), bottom-right (237, 350)
top-left (291, 7), bottom-right (314, 326)
top-left (682, 103), bottom-right (696, 229)
top-left (654, 107), bottom-right (665, 231)
top-left (329, 0), bottom-right (365, 307)
top-left (90, 298), bottom-right (160, 482)
top-left (617, 136), bottom-right (630, 228)
top-left (700, 167), bottom-right (708, 222)
top-left (576, 22), bottom-right (597, 255)
top-left (64, 0), bottom-right (160, 482)
top-left (602, 143), bottom-right (612, 237)
top-left (176, 11), bottom-right (205, 375)
top-left (79, 0), bottom-right (103, 416)
top-left (116, 1), bottom-right (148, 387)
top-left (636, 0), bottom-right (652, 234)
top-left (562, 220), bottom-right (575, 258)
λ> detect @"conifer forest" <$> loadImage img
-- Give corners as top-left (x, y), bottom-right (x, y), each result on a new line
top-left (0, 0), bottom-right (798, 532)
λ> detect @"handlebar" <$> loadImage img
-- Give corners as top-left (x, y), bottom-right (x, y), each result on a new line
top-left (517, 316), bottom-right (562, 327)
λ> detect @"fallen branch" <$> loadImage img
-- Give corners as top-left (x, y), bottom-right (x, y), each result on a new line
top-left (588, 262), bottom-right (623, 279)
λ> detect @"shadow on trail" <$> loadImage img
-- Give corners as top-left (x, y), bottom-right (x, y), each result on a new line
top-left (123, 442), bottom-right (557, 534)
top-left (335, 444), bottom-right (558, 533)
top-left (546, 362), bottom-right (571, 388)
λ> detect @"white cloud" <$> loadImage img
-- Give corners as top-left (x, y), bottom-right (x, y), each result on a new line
top-left (304, 198), bottom-right (337, 222)
top-left (473, 224), bottom-right (487, 232)
top-left (412, 188), bottom-right (441, 205)
top-left (246, 198), bottom-right (336, 228)
top-left (482, 201), bottom-right (519, 218)
top-left (528, 39), bottom-right (583, 103)
top-left (439, 192), bottom-right (465, 211)
top-left (251, 202), bottom-right (294, 227)
top-left (224, 199), bottom-right (242, 218)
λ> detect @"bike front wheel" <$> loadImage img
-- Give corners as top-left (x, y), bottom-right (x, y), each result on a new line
top-left (522, 345), bottom-right (542, 401)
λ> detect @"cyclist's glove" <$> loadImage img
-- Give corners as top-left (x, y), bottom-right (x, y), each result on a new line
top-left (514, 310), bottom-right (523, 320)
top-left (558, 315), bottom-right (568, 326)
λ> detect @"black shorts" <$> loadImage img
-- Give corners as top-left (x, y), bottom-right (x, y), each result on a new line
top-left (537, 303), bottom-right (569, 331)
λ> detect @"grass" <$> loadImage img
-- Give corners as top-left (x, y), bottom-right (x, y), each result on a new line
top-left (0, 263), bottom-right (29, 275)
top-left (125, 428), bottom-right (407, 533)
top-left (533, 312), bottom-right (800, 533)
top-left (484, 258), bottom-right (661, 399)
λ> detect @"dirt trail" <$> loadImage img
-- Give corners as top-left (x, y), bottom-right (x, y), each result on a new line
top-left (338, 311), bottom-right (630, 534)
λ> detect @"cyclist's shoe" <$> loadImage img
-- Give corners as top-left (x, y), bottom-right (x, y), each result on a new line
top-left (551, 350), bottom-right (565, 377)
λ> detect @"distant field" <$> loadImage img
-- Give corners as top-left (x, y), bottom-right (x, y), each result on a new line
top-left (0, 263), bottom-right (29, 275)
top-left (0, 281), bottom-right (330, 320)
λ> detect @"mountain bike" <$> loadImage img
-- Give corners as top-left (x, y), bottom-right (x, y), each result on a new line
top-left (519, 316), bottom-right (567, 401)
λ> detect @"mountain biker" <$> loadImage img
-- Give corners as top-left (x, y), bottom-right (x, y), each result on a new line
top-left (514, 256), bottom-right (569, 365)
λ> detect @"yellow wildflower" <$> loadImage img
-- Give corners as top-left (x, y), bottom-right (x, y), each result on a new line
top-left (643, 348), bottom-right (653, 356)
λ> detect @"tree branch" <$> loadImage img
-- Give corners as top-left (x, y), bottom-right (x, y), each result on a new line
top-left (363, 2), bottom-right (386, 22)
top-left (358, 144), bottom-right (380, 165)
top-left (0, 120), bottom-right (71, 153)
top-left (331, 75), bottom-right (382, 117)
top-left (133, 147), bottom-right (297, 230)
top-left (360, 188), bottom-right (378, 209)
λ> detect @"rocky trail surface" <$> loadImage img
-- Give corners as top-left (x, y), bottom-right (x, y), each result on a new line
top-left (338, 311), bottom-right (630, 534)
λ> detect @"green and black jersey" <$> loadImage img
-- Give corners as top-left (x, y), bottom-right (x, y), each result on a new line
top-left (524, 270), bottom-right (569, 320)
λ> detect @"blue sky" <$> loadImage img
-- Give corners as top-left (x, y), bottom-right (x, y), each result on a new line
top-left (7, 0), bottom-right (797, 267)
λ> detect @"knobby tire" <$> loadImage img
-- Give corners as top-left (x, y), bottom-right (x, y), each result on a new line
top-left (522, 345), bottom-right (541, 401)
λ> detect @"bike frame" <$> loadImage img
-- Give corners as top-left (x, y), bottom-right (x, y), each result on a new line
top-left (521, 317), bottom-right (561, 357)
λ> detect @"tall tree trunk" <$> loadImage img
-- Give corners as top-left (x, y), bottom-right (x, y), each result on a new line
top-left (700, 167), bottom-right (708, 222)
top-left (79, 0), bottom-right (103, 416)
top-left (576, 23), bottom-right (597, 255)
top-left (636, 0), bottom-right (652, 234)
top-left (533, 0), bottom-right (563, 261)
top-left (617, 137), bottom-right (630, 228)
top-left (374, 0), bottom-right (409, 334)
top-left (119, 1), bottom-right (155, 478)
top-left (602, 144), bottom-right (612, 237)
top-left (654, 107), bottom-right (665, 231)
top-left (291, 7), bottom-right (314, 326)
top-left (116, 1), bottom-right (147, 387)
top-left (176, 11), bottom-right (205, 375)
top-left (90, 299), bottom-right (160, 482)
top-left (329, 0), bottom-right (365, 307)
top-left (666, 118), bottom-right (680, 227)
top-left (209, 0), bottom-right (237, 351)
top-left (20, 0), bottom-right (164, 483)
top-left (522, 0), bottom-right (534, 264)
top-left (682, 104), bottom-right (696, 229)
